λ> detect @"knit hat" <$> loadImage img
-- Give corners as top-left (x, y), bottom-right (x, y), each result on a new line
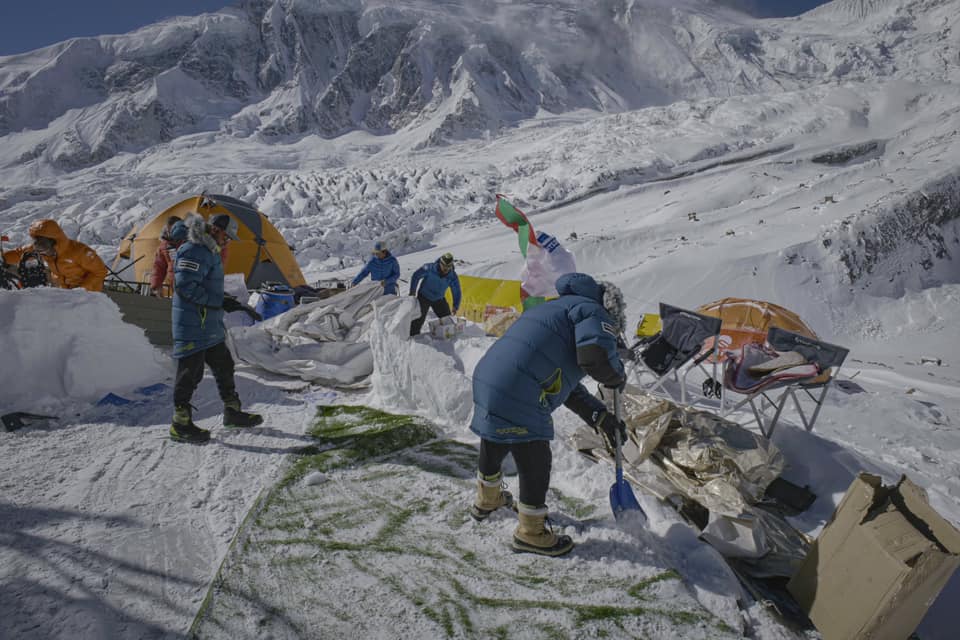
top-left (439, 252), bottom-right (454, 268)
top-left (373, 240), bottom-right (388, 253)
top-left (210, 214), bottom-right (239, 240)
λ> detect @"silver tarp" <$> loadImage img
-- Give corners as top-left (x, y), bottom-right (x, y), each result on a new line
top-left (570, 387), bottom-right (810, 577)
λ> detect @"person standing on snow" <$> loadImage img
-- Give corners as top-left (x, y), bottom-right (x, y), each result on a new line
top-left (169, 213), bottom-right (263, 443)
top-left (351, 240), bottom-right (400, 295)
top-left (1, 219), bottom-right (108, 291)
top-left (469, 273), bottom-right (628, 556)
top-left (150, 217), bottom-right (186, 297)
top-left (408, 252), bottom-right (461, 336)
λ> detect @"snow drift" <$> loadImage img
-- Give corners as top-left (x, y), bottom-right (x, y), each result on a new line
top-left (0, 288), bottom-right (168, 413)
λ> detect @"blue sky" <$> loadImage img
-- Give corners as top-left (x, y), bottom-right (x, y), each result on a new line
top-left (0, 1), bottom-right (231, 56)
top-left (1, 1), bottom-right (833, 56)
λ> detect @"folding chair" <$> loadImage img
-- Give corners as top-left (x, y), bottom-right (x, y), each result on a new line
top-left (720, 326), bottom-right (849, 438)
top-left (629, 303), bottom-right (723, 405)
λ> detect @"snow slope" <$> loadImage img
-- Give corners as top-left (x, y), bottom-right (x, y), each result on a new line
top-left (2, 0), bottom-right (960, 638)
top-left (2, 292), bottom-right (958, 638)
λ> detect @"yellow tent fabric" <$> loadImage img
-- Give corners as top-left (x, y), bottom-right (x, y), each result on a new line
top-left (696, 297), bottom-right (818, 355)
top-left (445, 275), bottom-right (523, 322)
top-left (115, 194), bottom-right (306, 291)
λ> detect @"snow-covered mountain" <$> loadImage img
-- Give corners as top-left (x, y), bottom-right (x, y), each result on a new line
top-left (0, 0), bottom-right (956, 313)
top-left (3, 1), bottom-right (960, 639)
top-left (1, 0), bottom-right (957, 171)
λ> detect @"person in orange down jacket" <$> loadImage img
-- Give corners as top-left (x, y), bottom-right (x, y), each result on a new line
top-left (1, 219), bottom-right (108, 292)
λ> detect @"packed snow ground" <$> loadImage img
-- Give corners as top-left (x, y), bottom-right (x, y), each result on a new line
top-left (1, 282), bottom-right (958, 638)
top-left (3, 0), bottom-right (960, 637)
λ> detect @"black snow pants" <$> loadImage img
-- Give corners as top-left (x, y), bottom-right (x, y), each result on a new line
top-left (409, 293), bottom-right (452, 336)
top-left (173, 341), bottom-right (237, 407)
top-left (478, 439), bottom-right (552, 508)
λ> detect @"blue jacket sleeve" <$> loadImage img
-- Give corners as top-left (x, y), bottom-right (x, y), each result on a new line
top-left (385, 257), bottom-right (400, 287)
top-left (449, 273), bottom-right (462, 310)
top-left (352, 259), bottom-right (372, 286)
top-left (409, 265), bottom-right (427, 295)
top-left (175, 252), bottom-right (213, 306)
top-left (572, 303), bottom-right (625, 386)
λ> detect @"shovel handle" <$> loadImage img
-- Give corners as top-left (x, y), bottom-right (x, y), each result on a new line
top-left (614, 387), bottom-right (624, 484)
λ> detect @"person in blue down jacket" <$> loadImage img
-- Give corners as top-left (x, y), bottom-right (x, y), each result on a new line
top-left (408, 252), bottom-right (461, 336)
top-left (170, 213), bottom-right (263, 443)
top-left (469, 272), bottom-right (629, 556)
top-left (352, 240), bottom-right (400, 295)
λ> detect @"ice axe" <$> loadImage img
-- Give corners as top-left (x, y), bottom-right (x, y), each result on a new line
top-left (608, 387), bottom-right (645, 522)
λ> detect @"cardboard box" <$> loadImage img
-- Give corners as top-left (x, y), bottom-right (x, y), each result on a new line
top-left (787, 473), bottom-right (960, 640)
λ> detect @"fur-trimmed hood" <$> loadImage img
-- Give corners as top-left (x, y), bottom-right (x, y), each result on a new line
top-left (598, 280), bottom-right (626, 335)
top-left (556, 273), bottom-right (626, 334)
top-left (184, 213), bottom-right (220, 254)
top-left (556, 272), bottom-right (603, 302)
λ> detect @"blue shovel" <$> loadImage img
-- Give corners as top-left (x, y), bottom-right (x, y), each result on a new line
top-left (609, 387), bottom-right (645, 521)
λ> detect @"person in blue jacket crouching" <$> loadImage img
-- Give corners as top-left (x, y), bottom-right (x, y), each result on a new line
top-left (409, 252), bottom-right (461, 336)
top-left (469, 273), bottom-right (629, 556)
top-left (352, 240), bottom-right (400, 295)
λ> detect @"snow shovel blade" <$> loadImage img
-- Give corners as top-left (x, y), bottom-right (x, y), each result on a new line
top-left (610, 477), bottom-right (643, 519)
top-left (608, 388), bottom-right (645, 522)
top-left (609, 440), bottom-right (645, 522)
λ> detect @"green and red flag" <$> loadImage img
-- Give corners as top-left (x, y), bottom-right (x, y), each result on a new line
top-left (495, 194), bottom-right (539, 258)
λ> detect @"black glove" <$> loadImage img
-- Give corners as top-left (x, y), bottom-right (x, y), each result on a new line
top-left (222, 295), bottom-right (243, 313)
top-left (603, 376), bottom-right (627, 394)
top-left (593, 410), bottom-right (627, 450)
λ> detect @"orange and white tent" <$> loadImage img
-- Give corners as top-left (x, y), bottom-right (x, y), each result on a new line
top-left (697, 298), bottom-right (818, 358)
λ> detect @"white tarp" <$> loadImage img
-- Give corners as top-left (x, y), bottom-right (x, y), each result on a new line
top-left (228, 282), bottom-right (394, 387)
top-left (368, 297), bottom-right (480, 425)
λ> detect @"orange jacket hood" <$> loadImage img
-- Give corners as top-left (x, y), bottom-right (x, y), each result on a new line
top-left (29, 219), bottom-right (69, 247)
top-left (5, 219), bottom-right (109, 291)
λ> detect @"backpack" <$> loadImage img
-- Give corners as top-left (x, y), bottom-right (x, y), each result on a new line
top-left (17, 251), bottom-right (50, 288)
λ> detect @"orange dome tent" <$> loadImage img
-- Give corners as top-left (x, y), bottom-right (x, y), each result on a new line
top-left (696, 298), bottom-right (818, 359)
top-left (114, 194), bottom-right (306, 291)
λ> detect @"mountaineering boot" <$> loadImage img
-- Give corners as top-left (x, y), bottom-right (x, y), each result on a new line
top-left (512, 504), bottom-right (574, 557)
top-left (169, 405), bottom-right (211, 444)
top-left (470, 471), bottom-right (515, 522)
top-left (223, 395), bottom-right (263, 429)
